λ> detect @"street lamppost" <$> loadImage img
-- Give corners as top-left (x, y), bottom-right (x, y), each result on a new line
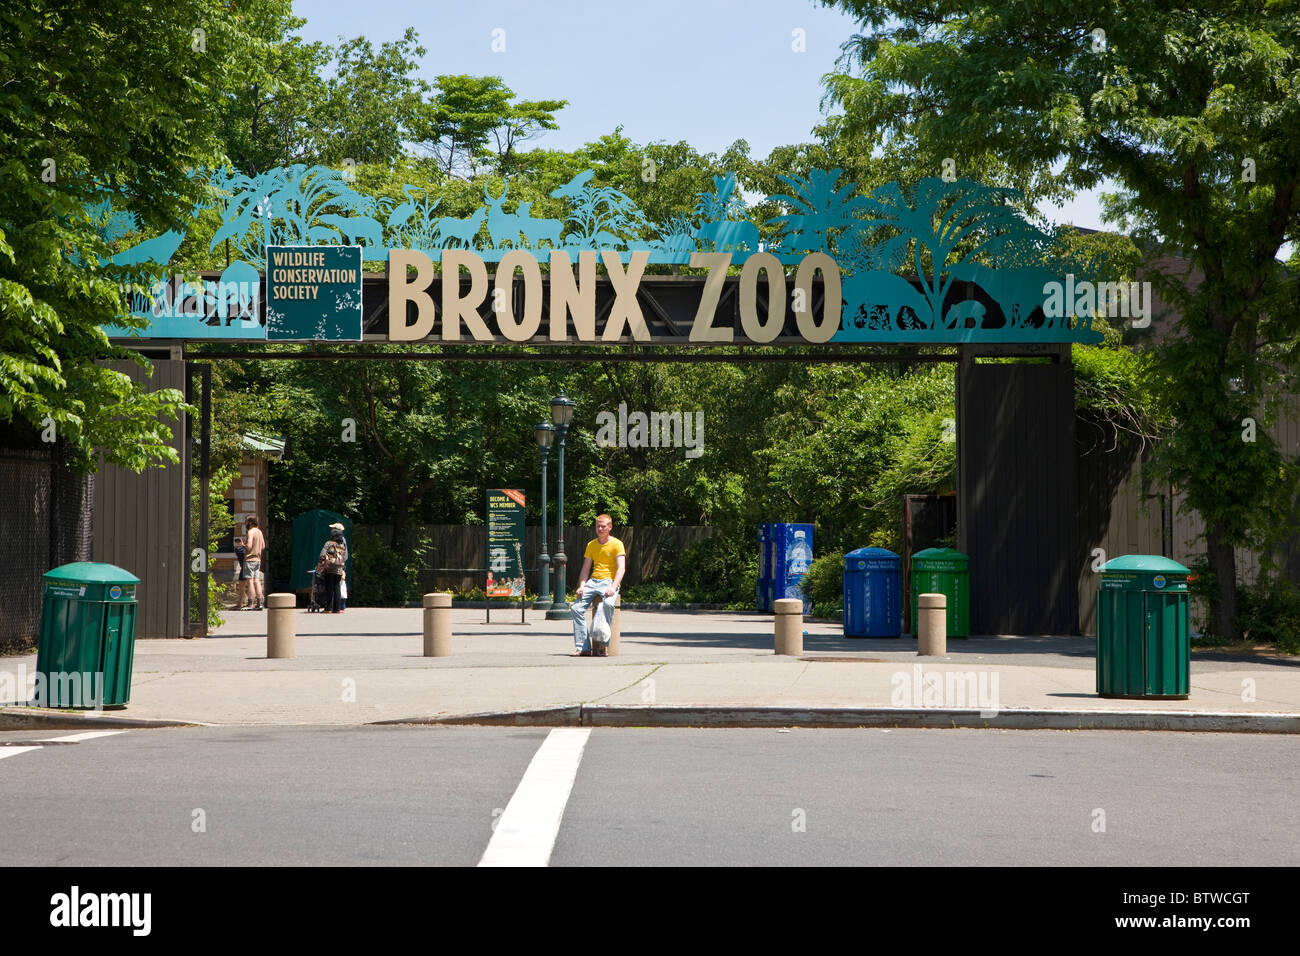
top-left (545, 393), bottom-right (575, 620)
top-left (534, 422), bottom-right (555, 611)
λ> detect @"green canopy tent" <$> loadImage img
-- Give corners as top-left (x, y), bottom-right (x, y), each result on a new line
top-left (291, 510), bottom-right (354, 593)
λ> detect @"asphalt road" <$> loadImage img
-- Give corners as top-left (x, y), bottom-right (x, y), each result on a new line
top-left (1, 726), bottom-right (1296, 866)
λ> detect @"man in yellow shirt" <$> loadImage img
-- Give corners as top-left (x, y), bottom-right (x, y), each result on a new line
top-left (571, 514), bottom-right (626, 657)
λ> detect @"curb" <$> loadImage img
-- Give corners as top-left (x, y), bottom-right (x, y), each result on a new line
top-left (374, 706), bottom-right (584, 727)
top-left (375, 705), bottom-right (1300, 733)
top-left (0, 707), bottom-right (204, 730)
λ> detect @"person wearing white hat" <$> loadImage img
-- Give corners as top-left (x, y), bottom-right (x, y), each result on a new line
top-left (316, 522), bottom-right (349, 613)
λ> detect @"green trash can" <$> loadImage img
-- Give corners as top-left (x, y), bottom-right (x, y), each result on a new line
top-left (910, 547), bottom-right (970, 638)
top-left (35, 563), bottom-right (140, 708)
top-left (1096, 555), bottom-right (1190, 699)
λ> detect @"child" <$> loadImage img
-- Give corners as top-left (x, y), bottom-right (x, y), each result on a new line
top-left (233, 535), bottom-right (250, 609)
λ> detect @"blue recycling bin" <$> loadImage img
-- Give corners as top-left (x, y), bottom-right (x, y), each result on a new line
top-left (843, 547), bottom-right (901, 638)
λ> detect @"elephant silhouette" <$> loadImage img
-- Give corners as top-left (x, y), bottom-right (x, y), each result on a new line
top-left (944, 299), bottom-right (986, 329)
top-left (841, 271), bottom-right (932, 332)
top-left (214, 260), bottom-right (261, 324)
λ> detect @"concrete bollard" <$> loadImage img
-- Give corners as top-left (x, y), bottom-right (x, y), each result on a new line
top-left (267, 593), bottom-right (296, 659)
top-left (423, 593), bottom-right (453, 657)
top-left (917, 592), bottom-right (947, 656)
top-left (773, 598), bottom-right (803, 656)
top-left (608, 595), bottom-right (621, 657)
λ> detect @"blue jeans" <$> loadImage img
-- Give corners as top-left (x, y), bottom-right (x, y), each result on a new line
top-left (571, 579), bottom-right (616, 652)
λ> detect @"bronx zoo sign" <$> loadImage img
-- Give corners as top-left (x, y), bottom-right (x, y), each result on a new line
top-left (387, 248), bottom-right (845, 344)
top-left (99, 165), bottom-right (1111, 346)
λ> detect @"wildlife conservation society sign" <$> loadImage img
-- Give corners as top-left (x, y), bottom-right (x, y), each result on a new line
top-left (265, 245), bottom-right (363, 341)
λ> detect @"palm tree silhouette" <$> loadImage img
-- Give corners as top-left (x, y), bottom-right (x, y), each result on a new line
top-left (852, 178), bottom-right (1027, 327)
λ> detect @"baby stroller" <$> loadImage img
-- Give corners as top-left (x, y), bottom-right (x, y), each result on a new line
top-left (307, 569), bottom-right (329, 612)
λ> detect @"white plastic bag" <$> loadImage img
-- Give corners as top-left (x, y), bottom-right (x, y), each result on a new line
top-left (591, 593), bottom-right (612, 641)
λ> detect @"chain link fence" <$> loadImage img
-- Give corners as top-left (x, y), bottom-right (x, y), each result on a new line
top-left (1, 446), bottom-right (94, 653)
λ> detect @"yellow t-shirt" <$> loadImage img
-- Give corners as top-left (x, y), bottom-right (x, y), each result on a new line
top-left (584, 536), bottom-right (626, 580)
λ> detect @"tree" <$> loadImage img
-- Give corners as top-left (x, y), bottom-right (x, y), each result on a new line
top-left (0, 0), bottom-right (274, 472)
top-left (821, 0), bottom-right (1300, 637)
top-left (313, 28), bottom-right (430, 167)
top-left (215, 6), bottom-right (331, 175)
top-left (417, 76), bottom-right (566, 178)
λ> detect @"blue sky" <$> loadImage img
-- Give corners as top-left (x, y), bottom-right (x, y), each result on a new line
top-left (291, 0), bottom-right (1110, 230)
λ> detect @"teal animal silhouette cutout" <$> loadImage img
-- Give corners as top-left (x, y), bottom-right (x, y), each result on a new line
top-left (386, 185), bottom-right (443, 253)
top-left (840, 271), bottom-right (931, 333)
top-left (484, 182), bottom-right (524, 249)
top-left (944, 299), bottom-right (986, 329)
top-left (514, 203), bottom-right (565, 249)
top-left (947, 261), bottom-right (1062, 328)
top-left (215, 260), bottom-right (261, 322)
top-left (435, 207), bottom-right (487, 249)
top-left (108, 229), bottom-right (185, 268)
top-left (316, 213), bottom-right (385, 260)
top-left (550, 169), bottom-right (647, 249)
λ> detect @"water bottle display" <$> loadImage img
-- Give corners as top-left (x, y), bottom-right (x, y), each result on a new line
top-left (758, 523), bottom-right (814, 614)
top-left (783, 525), bottom-right (814, 612)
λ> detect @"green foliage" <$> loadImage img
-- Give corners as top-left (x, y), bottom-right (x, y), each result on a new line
top-left (1187, 557), bottom-right (1300, 653)
top-left (1237, 580), bottom-right (1300, 654)
top-left (820, 0), bottom-right (1300, 639)
top-left (0, 0), bottom-right (279, 472)
top-left (347, 528), bottom-right (417, 607)
top-left (1073, 338), bottom-right (1168, 452)
top-left (664, 534), bottom-right (758, 605)
top-left (190, 463), bottom-right (240, 629)
top-left (215, 5), bottom-right (331, 174)
top-left (803, 552), bottom-right (845, 615)
top-left (620, 582), bottom-right (693, 604)
top-left (864, 408), bottom-right (957, 553)
top-left (761, 363), bottom-right (956, 555)
top-left (417, 75), bottom-right (567, 178)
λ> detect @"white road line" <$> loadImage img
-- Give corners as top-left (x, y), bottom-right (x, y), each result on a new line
top-left (39, 731), bottom-right (127, 743)
top-left (0, 747), bottom-right (44, 760)
top-left (479, 728), bottom-right (591, 867)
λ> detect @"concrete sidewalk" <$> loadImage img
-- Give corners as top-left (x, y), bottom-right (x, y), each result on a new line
top-left (3, 607), bottom-right (1298, 731)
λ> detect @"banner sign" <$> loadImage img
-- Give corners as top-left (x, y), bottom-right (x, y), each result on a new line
top-left (266, 245), bottom-right (363, 340)
top-left (100, 164), bottom-right (1112, 345)
top-left (486, 489), bottom-right (526, 597)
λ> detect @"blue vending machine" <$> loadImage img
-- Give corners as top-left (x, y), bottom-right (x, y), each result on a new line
top-left (757, 524), bottom-right (773, 612)
top-left (773, 523), bottom-right (814, 614)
